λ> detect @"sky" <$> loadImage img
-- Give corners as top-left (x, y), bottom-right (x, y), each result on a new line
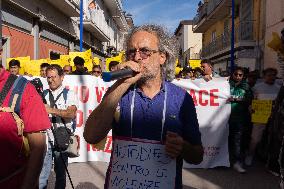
top-left (122, 0), bottom-right (200, 33)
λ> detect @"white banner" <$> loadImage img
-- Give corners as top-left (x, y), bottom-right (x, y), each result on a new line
top-left (37, 76), bottom-right (231, 168)
top-left (172, 78), bottom-right (231, 168)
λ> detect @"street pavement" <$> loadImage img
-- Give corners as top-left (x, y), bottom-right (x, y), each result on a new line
top-left (47, 160), bottom-right (279, 189)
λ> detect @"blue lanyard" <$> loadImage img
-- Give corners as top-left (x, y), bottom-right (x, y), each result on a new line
top-left (130, 84), bottom-right (167, 141)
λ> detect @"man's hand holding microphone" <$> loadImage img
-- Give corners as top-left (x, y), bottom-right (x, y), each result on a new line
top-left (102, 61), bottom-right (143, 85)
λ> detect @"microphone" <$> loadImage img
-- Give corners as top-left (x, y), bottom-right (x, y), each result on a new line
top-left (102, 68), bottom-right (135, 82)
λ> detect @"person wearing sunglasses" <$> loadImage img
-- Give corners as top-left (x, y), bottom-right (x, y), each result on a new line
top-left (84, 24), bottom-right (203, 189)
top-left (91, 65), bottom-right (102, 77)
top-left (228, 67), bottom-right (253, 173)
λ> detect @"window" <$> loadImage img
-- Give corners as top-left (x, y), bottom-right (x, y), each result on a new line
top-left (49, 51), bottom-right (62, 60)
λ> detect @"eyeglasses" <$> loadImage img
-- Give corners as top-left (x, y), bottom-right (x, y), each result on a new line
top-left (126, 47), bottom-right (159, 59)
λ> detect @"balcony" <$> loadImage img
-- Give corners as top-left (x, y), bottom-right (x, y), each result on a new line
top-left (201, 21), bottom-right (255, 59)
top-left (83, 11), bottom-right (110, 42)
top-left (103, 0), bottom-right (129, 31)
top-left (193, 0), bottom-right (231, 33)
top-left (47, 0), bottom-right (80, 17)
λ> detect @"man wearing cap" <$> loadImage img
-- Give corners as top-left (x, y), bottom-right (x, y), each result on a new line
top-left (72, 56), bottom-right (90, 75)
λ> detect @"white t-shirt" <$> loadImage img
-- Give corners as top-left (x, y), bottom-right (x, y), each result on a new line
top-left (253, 82), bottom-right (281, 100)
top-left (44, 85), bottom-right (79, 141)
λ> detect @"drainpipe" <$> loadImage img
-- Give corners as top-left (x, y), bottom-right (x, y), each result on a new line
top-left (33, 18), bottom-right (39, 59)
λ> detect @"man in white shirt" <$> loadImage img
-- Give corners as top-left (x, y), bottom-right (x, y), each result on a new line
top-left (200, 59), bottom-right (220, 81)
top-left (39, 64), bottom-right (78, 189)
top-left (245, 68), bottom-right (280, 166)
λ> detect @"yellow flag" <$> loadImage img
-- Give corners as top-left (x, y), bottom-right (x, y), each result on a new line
top-left (93, 57), bottom-right (100, 65)
top-left (105, 52), bottom-right (124, 71)
top-left (174, 59), bottom-right (183, 75)
top-left (267, 32), bottom-right (284, 54)
top-left (24, 59), bottom-right (49, 76)
top-left (69, 49), bottom-right (92, 71)
top-left (60, 55), bottom-right (70, 67)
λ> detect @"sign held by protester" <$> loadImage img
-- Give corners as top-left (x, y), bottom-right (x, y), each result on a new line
top-left (189, 59), bottom-right (201, 68)
top-left (107, 138), bottom-right (176, 189)
top-left (251, 100), bottom-right (273, 124)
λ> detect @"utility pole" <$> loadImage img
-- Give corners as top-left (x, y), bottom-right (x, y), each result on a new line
top-left (80, 0), bottom-right (83, 52)
top-left (230, 0), bottom-right (235, 73)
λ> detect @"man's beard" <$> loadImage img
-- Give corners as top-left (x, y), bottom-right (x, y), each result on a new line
top-left (137, 74), bottom-right (155, 85)
top-left (137, 68), bottom-right (159, 85)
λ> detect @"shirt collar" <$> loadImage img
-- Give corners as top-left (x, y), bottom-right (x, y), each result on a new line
top-left (49, 85), bottom-right (64, 98)
top-left (136, 80), bottom-right (166, 99)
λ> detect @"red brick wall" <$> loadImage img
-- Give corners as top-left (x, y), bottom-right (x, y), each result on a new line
top-left (39, 38), bottom-right (68, 59)
top-left (2, 25), bottom-right (69, 59)
top-left (2, 26), bottom-right (34, 58)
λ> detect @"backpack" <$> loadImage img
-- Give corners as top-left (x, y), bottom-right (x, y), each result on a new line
top-left (0, 75), bottom-right (30, 156)
top-left (43, 88), bottom-right (77, 132)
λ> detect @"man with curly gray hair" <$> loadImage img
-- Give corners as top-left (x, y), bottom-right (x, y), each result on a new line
top-left (124, 24), bottom-right (179, 81)
top-left (84, 24), bottom-right (203, 189)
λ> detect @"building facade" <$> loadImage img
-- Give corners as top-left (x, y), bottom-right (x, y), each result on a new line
top-left (263, 0), bottom-right (284, 70)
top-left (175, 20), bottom-right (202, 67)
top-left (193, 0), bottom-right (265, 73)
top-left (1, 0), bottom-right (133, 67)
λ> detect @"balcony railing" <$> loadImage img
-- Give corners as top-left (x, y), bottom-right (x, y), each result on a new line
top-left (201, 21), bottom-right (255, 58)
top-left (207, 0), bottom-right (223, 15)
top-left (71, 0), bottom-right (79, 6)
top-left (193, 2), bottom-right (208, 25)
top-left (47, 0), bottom-right (80, 16)
top-left (88, 10), bottom-right (110, 40)
top-left (193, 0), bottom-right (231, 29)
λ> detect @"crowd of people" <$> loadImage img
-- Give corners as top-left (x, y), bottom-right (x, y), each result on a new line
top-left (1, 23), bottom-right (284, 189)
top-left (177, 57), bottom-right (283, 175)
top-left (4, 56), bottom-right (122, 79)
top-left (0, 55), bottom-right (123, 188)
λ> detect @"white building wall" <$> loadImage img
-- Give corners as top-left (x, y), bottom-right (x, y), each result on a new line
top-left (86, 0), bottom-right (127, 53)
top-left (187, 25), bottom-right (202, 59)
